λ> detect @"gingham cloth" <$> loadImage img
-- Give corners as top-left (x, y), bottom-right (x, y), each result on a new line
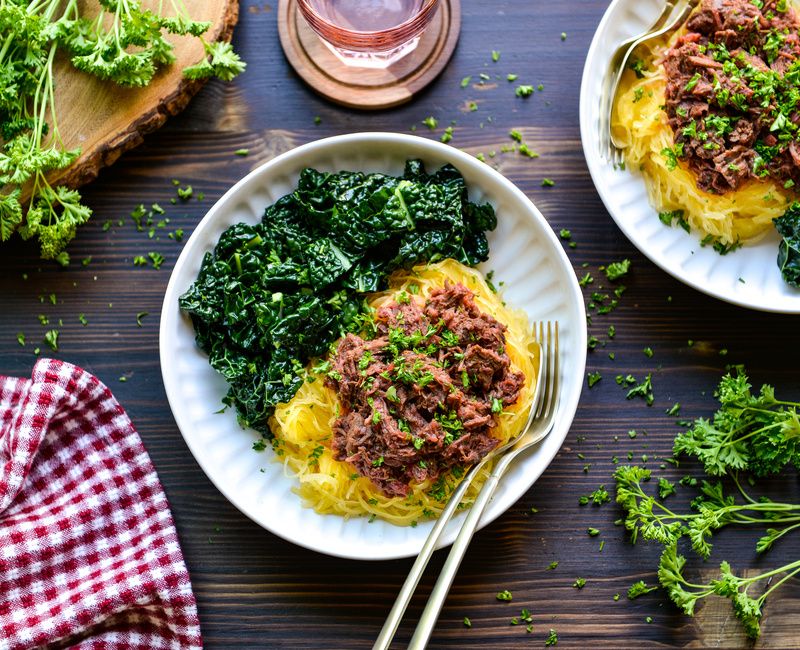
top-left (0, 359), bottom-right (202, 649)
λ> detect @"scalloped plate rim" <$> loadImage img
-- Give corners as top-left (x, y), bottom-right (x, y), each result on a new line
top-left (159, 132), bottom-right (587, 560)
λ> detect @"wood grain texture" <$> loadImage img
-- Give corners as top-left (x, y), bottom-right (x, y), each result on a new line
top-left (43, 0), bottom-right (239, 192)
top-left (1, 1), bottom-right (799, 648)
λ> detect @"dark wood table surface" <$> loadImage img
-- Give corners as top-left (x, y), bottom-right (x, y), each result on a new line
top-left (2, 1), bottom-right (799, 648)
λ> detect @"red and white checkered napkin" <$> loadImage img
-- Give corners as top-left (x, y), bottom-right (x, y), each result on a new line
top-left (0, 359), bottom-right (202, 650)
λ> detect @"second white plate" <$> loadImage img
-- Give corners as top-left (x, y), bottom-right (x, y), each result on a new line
top-left (580, 0), bottom-right (800, 313)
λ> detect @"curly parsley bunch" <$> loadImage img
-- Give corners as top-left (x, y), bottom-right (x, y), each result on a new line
top-left (614, 369), bottom-right (800, 639)
top-left (0, 0), bottom-right (245, 262)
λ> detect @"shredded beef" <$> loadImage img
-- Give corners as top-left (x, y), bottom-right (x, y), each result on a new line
top-left (662, 0), bottom-right (800, 193)
top-left (327, 283), bottom-right (525, 497)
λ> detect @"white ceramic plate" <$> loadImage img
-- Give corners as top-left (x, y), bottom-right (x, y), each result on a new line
top-left (160, 133), bottom-right (587, 560)
top-left (580, 0), bottom-right (800, 313)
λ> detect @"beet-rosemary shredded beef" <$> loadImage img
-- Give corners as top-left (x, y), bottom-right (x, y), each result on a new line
top-left (662, 0), bottom-right (800, 193)
top-left (325, 283), bottom-right (525, 498)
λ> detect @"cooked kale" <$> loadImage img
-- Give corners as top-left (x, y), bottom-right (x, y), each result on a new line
top-left (775, 202), bottom-right (800, 288)
top-left (179, 160), bottom-right (497, 435)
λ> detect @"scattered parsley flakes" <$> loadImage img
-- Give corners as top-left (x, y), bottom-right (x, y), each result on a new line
top-left (643, 346), bottom-right (654, 358)
top-left (541, 178), bottom-right (555, 187)
top-left (626, 373), bottom-right (654, 405)
top-left (507, 73), bottom-right (518, 82)
top-left (573, 578), bottom-right (586, 589)
top-left (44, 329), bottom-right (59, 351)
top-left (560, 32), bottom-right (567, 41)
top-left (589, 485), bottom-right (610, 505)
top-left (440, 126), bottom-right (454, 143)
top-left (16, 333), bottom-right (25, 346)
top-left (491, 50), bottom-right (501, 62)
top-left (587, 371), bottom-right (602, 388)
top-left (587, 527), bottom-right (600, 537)
top-left (460, 75), bottom-right (471, 88)
top-left (515, 84), bottom-right (534, 98)
top-left (545, 628), bottom-right (558, 646)
top-left (463, 616), bottom-right (472, 628)
top-left (177, 185), bottom-right (193, 201)
top-left (605, 259), bottom-right (631, 281)
top-left (136, 311), bottom-right (149, 327)
top-left (497, 590), bottom-right (513, 602)
top-left (234, 148), bottom-right (249, 156)
top-left (559, 228), bottom-right (571, 240)
top-left (627, 580), bottom-right (658, 600)
top-left (547, 561), bottom-right (559, 570)
top-left (422, 116), bottom-right (438, 130)
top-left (148, 252), bottom-right (165, 269)
top-left (657, 477), bottom-right (676, 499)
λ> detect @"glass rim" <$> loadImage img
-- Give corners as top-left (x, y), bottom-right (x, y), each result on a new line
top-left (296, 0), bottom-right (440, 38)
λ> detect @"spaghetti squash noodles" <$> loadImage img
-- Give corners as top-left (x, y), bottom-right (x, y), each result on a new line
top-left (268, 259), bottom-right (537, 526)
top-left (612, 34), bottom-right (790, 245)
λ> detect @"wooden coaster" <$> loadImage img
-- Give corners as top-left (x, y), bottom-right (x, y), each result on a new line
top-left (278, 0), bottom-right (461, 110)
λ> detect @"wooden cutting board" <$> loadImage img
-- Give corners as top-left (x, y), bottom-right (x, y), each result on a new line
top-left (44, 0), bottom-right (239, 192)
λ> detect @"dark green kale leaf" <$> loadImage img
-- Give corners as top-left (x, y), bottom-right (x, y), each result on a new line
top-left (179, 160), bottom-right (497, 436)
top-left (774, 201), bottom-right (800, 288)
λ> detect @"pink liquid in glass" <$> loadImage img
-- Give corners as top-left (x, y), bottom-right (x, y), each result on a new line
top-left (297, 0), bottom-right (440, 68)
top-left (306, 0), bottom-right (426, 32)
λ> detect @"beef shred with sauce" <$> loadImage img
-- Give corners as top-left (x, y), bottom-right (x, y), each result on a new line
top-left (326, 283), bottom-right (525, 498)
top-left (662, 0), bottom-right (800, 194)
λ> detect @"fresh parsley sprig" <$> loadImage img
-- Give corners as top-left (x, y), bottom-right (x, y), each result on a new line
top-left (673, 370), bottom-right (800, 476)
top-left (0, 0), bottom-right (245, 261)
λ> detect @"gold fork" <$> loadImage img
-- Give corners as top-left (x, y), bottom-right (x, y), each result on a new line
top-left (374, 321), bottom-right (559, 650)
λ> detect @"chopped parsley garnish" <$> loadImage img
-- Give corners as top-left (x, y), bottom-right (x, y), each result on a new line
top-left (44, 329), bottom-right (59, 351)
top-left (587, 371), bottom-right (602, 388)
top-left (657, 477), bottom-right (676, 499)
top-left (496, 590), bottom-right (513, 602)
top-left (604, 259), bottom-right (630, 281)
top-left (627, 580), bottom-right (658, 600)
top-left (515, 85), bottom-right (534, 98)
top-left (626, 374), bottom-right (654, 406)
top-left (422, 116), bottom-right (438, 130)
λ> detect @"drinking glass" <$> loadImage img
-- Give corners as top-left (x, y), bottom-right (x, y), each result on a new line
top-left (296, 0), bottom-right (441, 69)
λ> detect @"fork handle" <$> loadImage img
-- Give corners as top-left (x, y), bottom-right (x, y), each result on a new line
top-left (406, 453), bottom-right (512, 650)
top-left (372, 461), bottom-right (485, 650)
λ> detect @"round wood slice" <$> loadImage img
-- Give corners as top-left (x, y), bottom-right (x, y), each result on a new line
top-left (277, 0), bottom-right (461, 110)
top-left (41, 0), bottom-right (240, 194)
